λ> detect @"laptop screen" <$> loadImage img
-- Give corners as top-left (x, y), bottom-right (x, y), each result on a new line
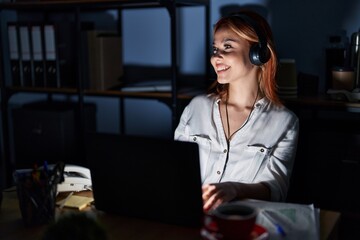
top-left (85, 133), bottom-right (204, 228)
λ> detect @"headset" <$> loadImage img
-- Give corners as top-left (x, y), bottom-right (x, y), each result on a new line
top-left (230, 13), bottom-right (270, 66)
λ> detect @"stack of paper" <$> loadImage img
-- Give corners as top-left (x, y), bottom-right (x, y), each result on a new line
top-left (57, 194), bottom-right (94, 211)
top-left (327, 89), bottom-right (360, 102)
top-left (241, 199), bottom-right (319, 240)
top-left (121, 80), bottom-right (171, 92)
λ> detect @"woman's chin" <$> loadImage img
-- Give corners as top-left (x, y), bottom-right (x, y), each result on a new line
top-left (216, 78), bottom-right (229, 84)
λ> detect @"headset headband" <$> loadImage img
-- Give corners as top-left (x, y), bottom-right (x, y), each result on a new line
top-left (229, 13), bottom-right (267, 48)
top-left (229, 12), bottom-right (270, 65)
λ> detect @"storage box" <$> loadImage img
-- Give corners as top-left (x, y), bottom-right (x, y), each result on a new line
top-left (85, 31), bottom-right (123, 90)
top-left (12, 101), bottom-right (96, 169)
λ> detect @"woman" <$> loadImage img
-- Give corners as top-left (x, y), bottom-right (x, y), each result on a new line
top-left (174, 10), bottom-right (299, 212)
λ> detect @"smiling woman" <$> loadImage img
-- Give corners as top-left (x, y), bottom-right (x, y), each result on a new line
top-left (174, 10), bottom-right (299, 213)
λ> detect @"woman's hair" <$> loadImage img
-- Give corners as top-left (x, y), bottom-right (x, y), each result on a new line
top-left (208, 10), bottom-right (281, 105)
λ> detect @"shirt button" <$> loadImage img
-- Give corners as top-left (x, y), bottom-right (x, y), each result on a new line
top-left (217, 171), bottom-right (221, 175)
top-left (260, 148), bottom-right (264, 152)
top-left (223, 149), bottom-right (227, 153)
top-left (193, 137), bottom-right (197, 141)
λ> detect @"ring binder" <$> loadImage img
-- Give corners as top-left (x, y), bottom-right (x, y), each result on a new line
top-left (44, 24), bottom-right (60, 88)
top-left (7, 23), bottom-right (22, 87)
top-left (31, 25), bottom-right (46, 87)
top-left (19, 24), bottom-right (34, 87)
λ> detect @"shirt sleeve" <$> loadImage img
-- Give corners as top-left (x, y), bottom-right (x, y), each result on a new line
top-left (259, 115), bottom-right (299, 201)
top-left (174, 103), bottom-right (191, 141)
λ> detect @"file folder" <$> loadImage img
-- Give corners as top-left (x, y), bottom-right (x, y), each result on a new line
top-left (31, 25), bottom-right (46, 87)
top-left (19, 24), bottom-right (33, 87)
top-left (7, 23), bottom-right (22, 86)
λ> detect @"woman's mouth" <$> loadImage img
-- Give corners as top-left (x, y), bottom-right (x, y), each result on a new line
top-left (216, 65), bottom-right (230, 73)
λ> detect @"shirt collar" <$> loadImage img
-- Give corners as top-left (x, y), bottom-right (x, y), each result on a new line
top-left (215, 96), bottom-right (269, 108)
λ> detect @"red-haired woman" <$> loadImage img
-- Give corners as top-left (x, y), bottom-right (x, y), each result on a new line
top-left (174, 10), bottom-right (299, 212)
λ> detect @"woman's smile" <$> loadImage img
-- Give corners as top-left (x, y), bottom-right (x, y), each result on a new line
top-left (216, 64), bottom-right (230, 73)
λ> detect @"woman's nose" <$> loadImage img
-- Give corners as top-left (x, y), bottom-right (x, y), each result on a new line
top-left (212, 50), bottom-right (223, 59)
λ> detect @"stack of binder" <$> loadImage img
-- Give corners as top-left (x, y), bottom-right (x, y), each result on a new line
top-left (6, 22), bottom-right (76, 88)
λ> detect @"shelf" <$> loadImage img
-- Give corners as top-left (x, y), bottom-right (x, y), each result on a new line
top-left (0, 1), bottom-right (210, 111)
top-left (0, 0), bottom-right (209, 10)
top-left (85, 87), bottom-right (205, 100)
top-left (284, 95), bottom-right (360, 112)
top-left (285, 96), bottom-right (360, 213)
top-left (0, 0), bottom-right (210, 188)
top-left (5, 85), bottom-right (206, 100)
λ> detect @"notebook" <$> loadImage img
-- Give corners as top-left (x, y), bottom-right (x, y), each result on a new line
top-left (85, 133), bottom-right (204, 228)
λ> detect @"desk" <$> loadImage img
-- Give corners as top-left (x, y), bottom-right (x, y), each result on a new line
top-left (0, 188), bottom-right (340, 240)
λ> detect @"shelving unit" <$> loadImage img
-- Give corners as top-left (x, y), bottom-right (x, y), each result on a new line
top-left (0, 0), bottom-right (210, 188)
top-left (285, 96), bottom-right (360, 214)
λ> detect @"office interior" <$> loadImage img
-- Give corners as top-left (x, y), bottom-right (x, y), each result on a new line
top-left (1, 0), bottom-right (360, 239)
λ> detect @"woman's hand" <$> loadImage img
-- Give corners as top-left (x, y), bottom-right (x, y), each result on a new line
top-left (202, 182), bottom-right (271, 212)
top-left (202, 182), bottom-right (238, 212)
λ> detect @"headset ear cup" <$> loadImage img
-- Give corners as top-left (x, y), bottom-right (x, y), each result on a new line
top-left (249, 44), bottom-right (270, 66)
top-left (249, 44), bottom-right (262, 66)
top-left (260, 45), bottom-right (270, 64)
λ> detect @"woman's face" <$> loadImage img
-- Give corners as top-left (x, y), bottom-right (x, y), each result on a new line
top-left (210, 26), bottom-right (255, 85)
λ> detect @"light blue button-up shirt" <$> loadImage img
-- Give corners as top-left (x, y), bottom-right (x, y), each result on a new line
top-left (174, 94), bottom-right (299, 201)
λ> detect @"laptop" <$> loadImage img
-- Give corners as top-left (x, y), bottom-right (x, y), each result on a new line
top-left (85, 133), bottom-right (204, 228)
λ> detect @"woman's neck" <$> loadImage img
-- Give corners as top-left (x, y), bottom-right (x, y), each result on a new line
top-left (226, 82), bottom-right (261, 108)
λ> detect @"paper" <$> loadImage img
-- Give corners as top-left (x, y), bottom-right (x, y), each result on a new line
top-left (121, 80), bottom-right (171, 92)
top-left (56, 195), bottom-right (94, 210)
top-left (240, 199), bottom-right (319, 240)
top-left (327, 89), bottom-right (360, 102)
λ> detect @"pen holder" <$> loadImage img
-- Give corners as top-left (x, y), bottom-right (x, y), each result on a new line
top-left (13, 162), bottom-right (65, 226)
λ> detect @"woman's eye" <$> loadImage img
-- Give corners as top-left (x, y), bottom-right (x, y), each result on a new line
top-left (224, 44), bottom-right (232, 50)
top-left (212, 45), bottom-right (231, 55)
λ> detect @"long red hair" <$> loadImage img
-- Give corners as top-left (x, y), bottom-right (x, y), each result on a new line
top-left (208, 10), bottom-right (281, 106)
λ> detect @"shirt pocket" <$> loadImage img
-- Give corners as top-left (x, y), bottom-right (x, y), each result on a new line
top-left (242, 145), bottom-right (272, 182)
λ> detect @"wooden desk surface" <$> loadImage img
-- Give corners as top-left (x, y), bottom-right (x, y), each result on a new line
top-left (0, 187), bottom-right (340, 240)
top-left (0, 188), bottom-right (200, 240)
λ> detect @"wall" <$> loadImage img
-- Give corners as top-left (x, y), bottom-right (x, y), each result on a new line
top-left (4, 0), bottom-right (360, 138)
top-left (118, 0), bottom-right (360, 137)
top-left (208, 0), bottom-right (360, 93)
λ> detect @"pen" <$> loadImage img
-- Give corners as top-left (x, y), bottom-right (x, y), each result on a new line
top-left (275, 223), bottom-right (286, 237)
top-left (261, 210), bottom-right (286, 238)
top-left (43, 160), bottom-right (49, 176)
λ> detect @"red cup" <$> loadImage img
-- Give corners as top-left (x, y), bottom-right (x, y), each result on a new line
top-left (209, 202), bottom-right (258, 240)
